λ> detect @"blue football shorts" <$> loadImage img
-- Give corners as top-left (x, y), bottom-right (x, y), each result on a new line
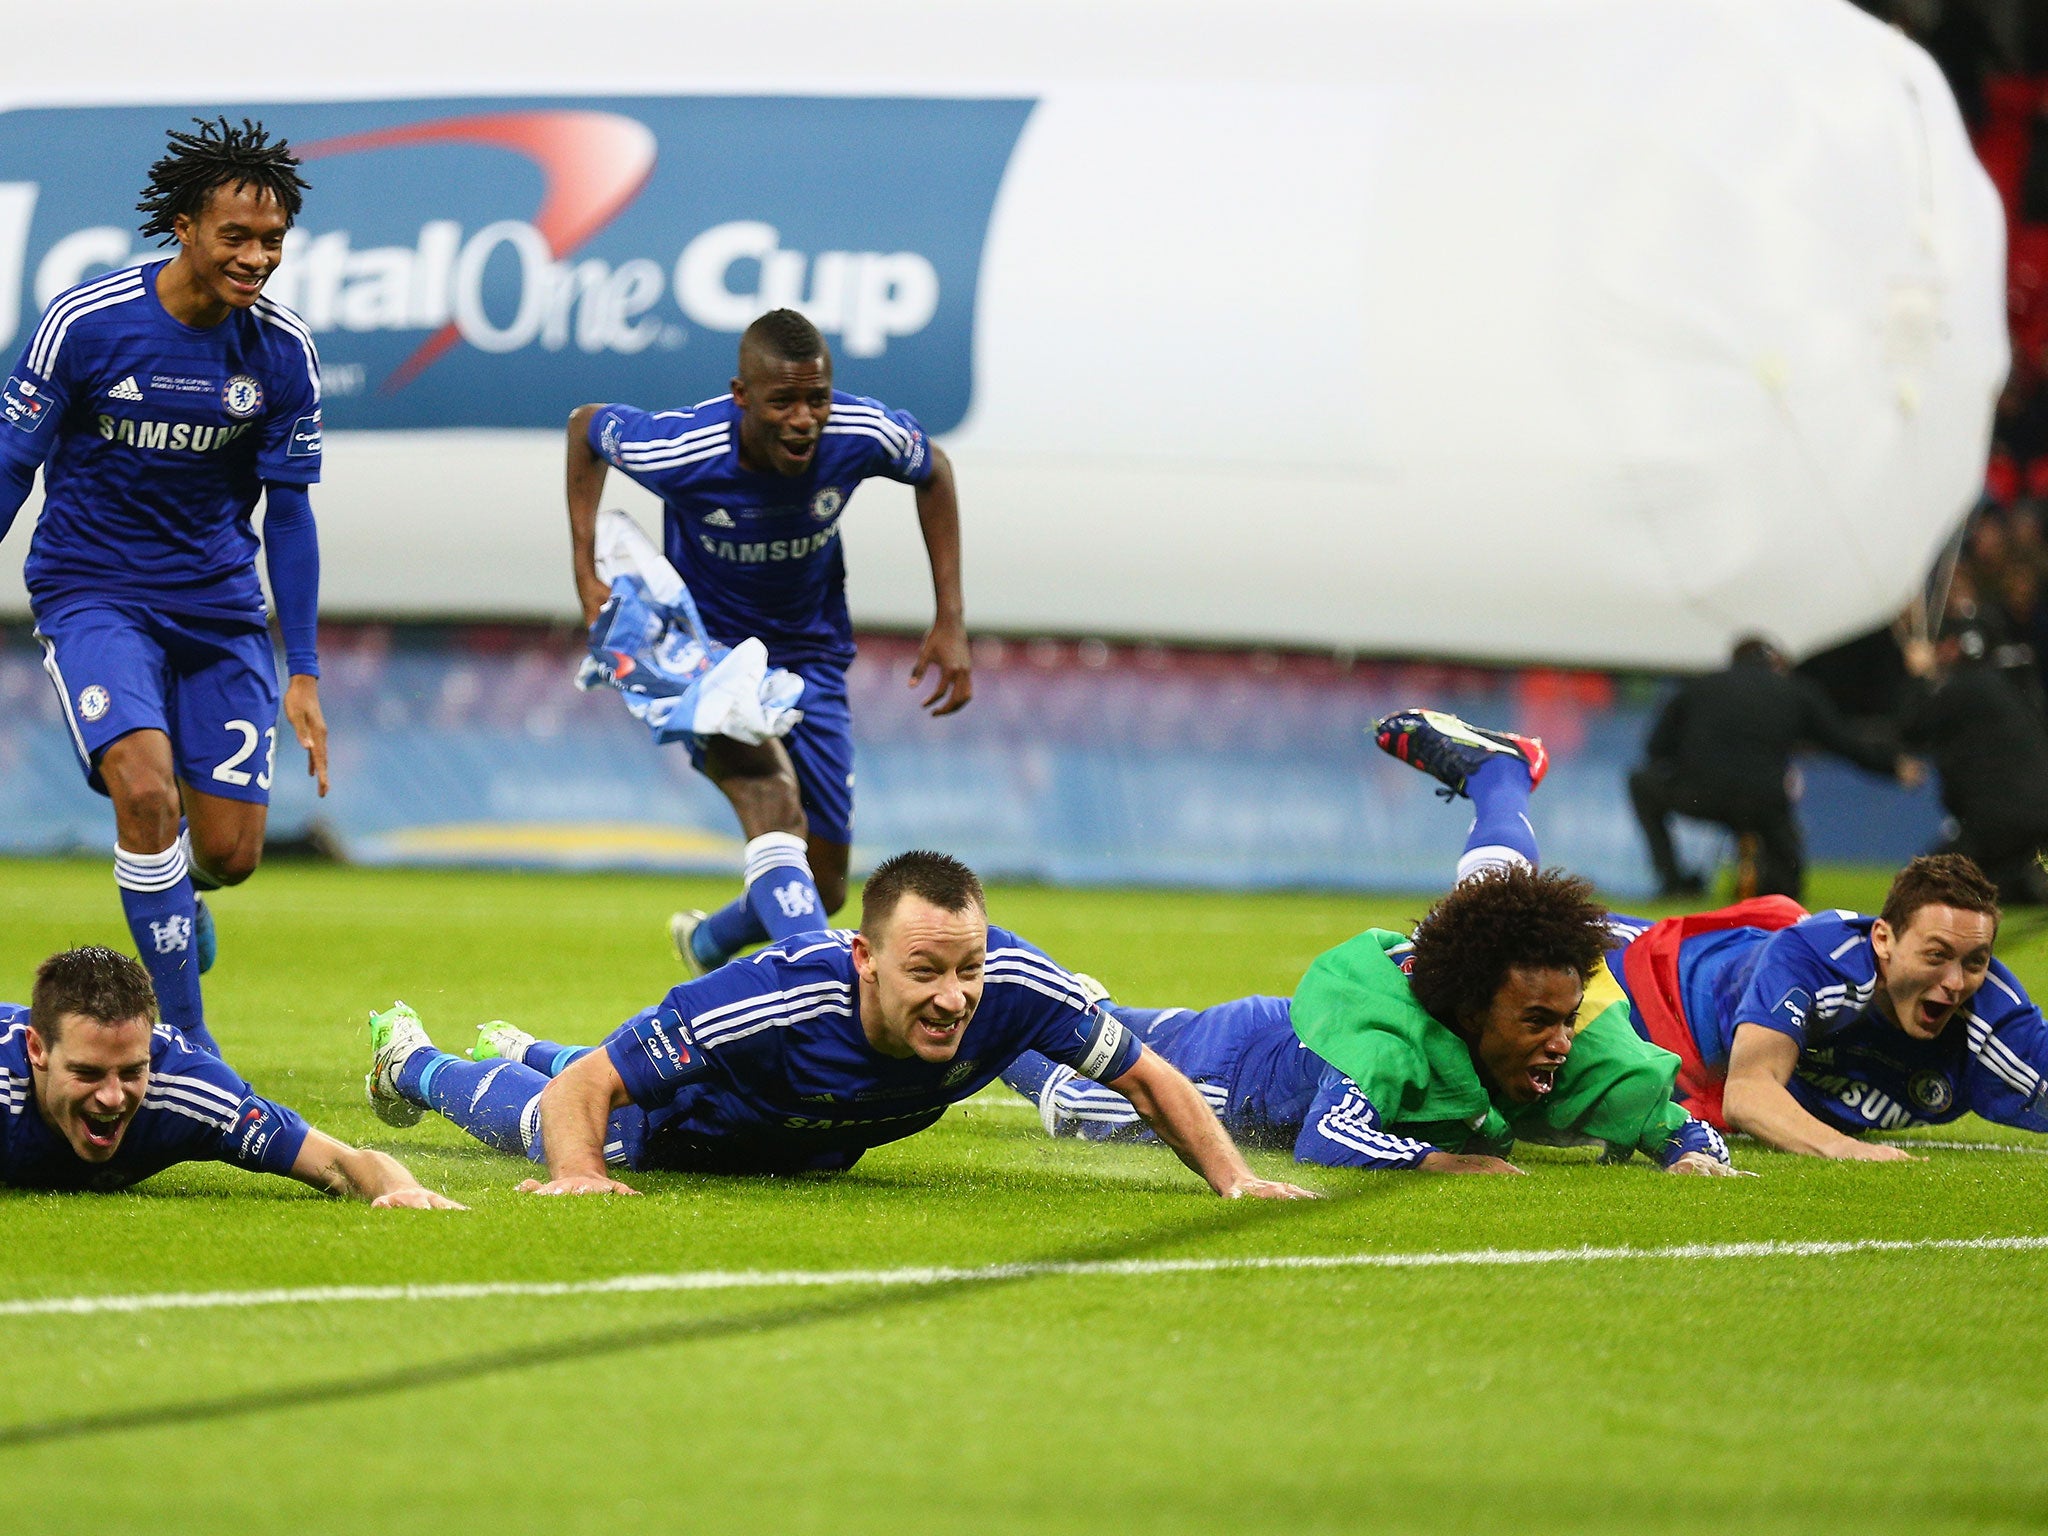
top-left (687, 659), bottom-right (854, 845)
top-left (33, 600), bottom-right (282, 805)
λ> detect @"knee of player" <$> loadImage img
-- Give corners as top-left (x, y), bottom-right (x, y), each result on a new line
top-left (104, 773), bottom-right (180, 840)
top-left (192, 832), bottom-right (262, 886)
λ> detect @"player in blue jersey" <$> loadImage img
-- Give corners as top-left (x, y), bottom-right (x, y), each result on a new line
top-left (0, 120), bottom-right (328, 1057)
top-left (363, 850), bottom-right (1316, 1200)
top-left (1612, 854), bottom-right (2048, 1157)
top-left (998, 711), bottom-right (1740, 1175)
top-left (565, 308), bottom-right (971, 975)
top-left (2, 946), bottom-right (458, 1205)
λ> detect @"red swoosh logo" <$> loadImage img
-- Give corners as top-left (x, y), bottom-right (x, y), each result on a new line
top-left (299, 111), bottom-right (657, 392)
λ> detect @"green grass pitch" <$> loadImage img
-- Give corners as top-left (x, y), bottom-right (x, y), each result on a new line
top-left (3, 857), bottom-right (2046, 1535)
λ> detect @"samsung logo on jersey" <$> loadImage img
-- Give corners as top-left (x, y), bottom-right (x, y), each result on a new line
top-left (95, 415), bottom-right (252, 453)
top-left (0, 96), bottom-right (1032, 433)
top-left (698, 523), bottom-right (842, 564)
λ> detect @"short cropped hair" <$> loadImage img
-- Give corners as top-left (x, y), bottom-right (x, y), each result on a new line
top-left (1406, 866), bottom-right (1610, 1032)
top-left (740, 308), bottom-right (827, 368)
top-left (1731, 635), bottom-right (1786, 669)
top-left (860, 851), bottom-right (986, 941)
top-left (29, 946), bottom-right (158, 1044)
top-left (137, 117), bottom-right (308, 244)
top-left (1879, 854), bottom-right (2001, 936)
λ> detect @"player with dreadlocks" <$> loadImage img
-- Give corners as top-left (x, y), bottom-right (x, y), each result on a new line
top-left (0, 117), bottom-right (326, 1056)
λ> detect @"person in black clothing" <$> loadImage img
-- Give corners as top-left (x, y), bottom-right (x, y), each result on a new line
top-left (1901, 627), bottom-right (2048, 904)
top-left (1629, 637), bottom-right (1915, 901)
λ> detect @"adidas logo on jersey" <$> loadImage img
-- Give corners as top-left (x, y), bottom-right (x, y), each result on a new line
top-left (107, 375), bottom-right (144, 402)
top-left (704, 508), bottom-right (735, 528)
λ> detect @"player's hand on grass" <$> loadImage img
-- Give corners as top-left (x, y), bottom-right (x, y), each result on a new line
top-left (516, 1173), bottom-right (642, 1196)
top-left (1418, 1151), bottom-right (1525, 1175)
top-left (284, 673), bottom-right (329, 797)
top-left (910, 618), bottom-right (973, 716)
top-left (1665, 1151), bottom-right (1757, 1177)
top-left (1225, 1175), bottom-right (1320, 1200)
top-left (1833, 1139), bottom-right (1924, 1162)
top-left (371, 1187), bottom-right (468, 1210)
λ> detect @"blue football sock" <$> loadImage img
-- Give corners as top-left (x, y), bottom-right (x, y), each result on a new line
top-left (1000, 1050), bottom-right (1145, 1142)
top-left (1458, 755), bottom-right (1539, 882)
top-left (403, 1051), bottom-right (550, 1161)
top-left (742, 831), bottom-right (826, 943)
top-left (522, 1039), bottom-right (594, 1077)
top-left (697, 897), bottom-right (762, 966)
top-left (393, 1045), bottom-right (439, 1101)
top-left (115, 837), bottom-right (216, 1055)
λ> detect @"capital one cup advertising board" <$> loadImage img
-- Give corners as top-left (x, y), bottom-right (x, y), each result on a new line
top-left (0, 0), bottom-right (2014, 666)
top-left (0, 97), bottom-right (1031, 433)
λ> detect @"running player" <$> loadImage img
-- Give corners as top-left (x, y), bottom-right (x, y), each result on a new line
top-left (565, 308), bottom-right (970, 974)
top-left (364, 850), bottom-right (1316, 1200)
top-left (2, 946), bottom-right (457, 1206)
top-left (1609, 854), bottom-right (2048, 1156)
top-left (0, 119), bottom-right (327, 1056)
top-left (1001, 711), bottom-right (1740, 1175)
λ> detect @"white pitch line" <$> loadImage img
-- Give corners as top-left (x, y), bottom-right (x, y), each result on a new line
top-left (1874, 1139), bottom-right (2048, 1156)
top-left (3, 1234), bottom-right (2045, 1321)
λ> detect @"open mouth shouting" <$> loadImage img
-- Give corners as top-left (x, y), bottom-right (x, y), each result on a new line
top-left (1909, 994), bottom-right (1958, 1037)
top-left (77, 1107), bottom-right (130, 1156)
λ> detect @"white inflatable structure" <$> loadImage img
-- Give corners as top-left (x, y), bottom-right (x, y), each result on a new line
top-left (0, 0), bottom-right (2008, 668)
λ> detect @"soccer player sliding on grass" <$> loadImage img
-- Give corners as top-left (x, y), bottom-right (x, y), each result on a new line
top-left (364, 850), bottom-right (1317, 1200)
top-left (1605, 852), bottom-right (2048, 1157)
top-left (1001, 710), bottom-right (1743, 1176)
top-left (0, 946), bottom-right (459, 1206)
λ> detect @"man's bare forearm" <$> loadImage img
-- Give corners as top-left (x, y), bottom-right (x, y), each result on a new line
top-left (914, 449), bottom-right (964, 626)
top-left (1723, 1077), bottom-right (1860, 1156)
top-left (1119, 1064), bottom-right (1255, 1195)
top-left (537, 1050), bottom-right (625, 1181)
top-left (564, 403), bottom-right (611, 622)
top-left (289, 1131), bottom-right (441, 1203)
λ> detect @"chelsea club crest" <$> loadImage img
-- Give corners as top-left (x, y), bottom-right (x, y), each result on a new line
top-left (222, 374), bottom-right (264, 420)
top-left (941, 1057), bottom-right (980, 1088)
top-left (809, 487), bottom-right (844, 521)
top-left (1907, 1071), bottom-right (1954, 1114)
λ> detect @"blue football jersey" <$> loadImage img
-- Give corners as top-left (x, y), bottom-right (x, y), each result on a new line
top-left (0, 260), bottom-right (322, 623)
top-left (605, 926), bottom-right (1140, 1167)
top-left (588, 391), bottom-right (932, 668)
top-left (0, 1004), bottom-right (310, 1192)
top-left (1680, 911), bottom-right (2048, 1134)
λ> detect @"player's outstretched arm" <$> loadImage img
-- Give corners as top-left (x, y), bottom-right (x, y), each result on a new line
top-left (287, 1128), bottom-right (466, 1208)
top-left (1723, 1025), bottom-right (1920, 1160)
top-left (1106, 1047), bottom-right (1318, 1199)
top-left (517, 1046), bottom-right (641, 1196)
top-left (909, 445), bottom-right (972, 716)
top-left (565, 403), bottom-right (613, 624)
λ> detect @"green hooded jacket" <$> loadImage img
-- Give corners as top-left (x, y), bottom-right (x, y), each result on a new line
top-left (1290, 929), bottom-right (1690, 1159)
